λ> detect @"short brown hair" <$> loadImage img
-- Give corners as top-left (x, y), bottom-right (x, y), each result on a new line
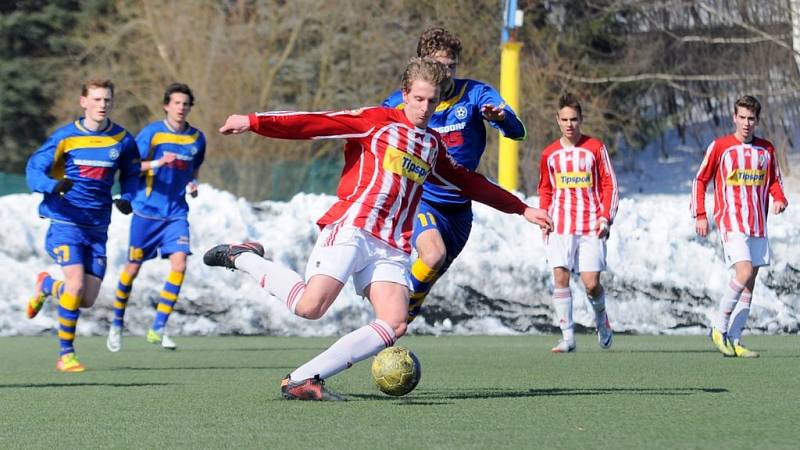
top-left (81, 79), bottom-right (114, 97)
top-left (416, 27), bottom-right (462, 61)
top-left (401, 57), bottom-right (451, 94)
top-left (735, 95), bottom-right (761, 119)
top-left (163, 82), bottom-right (195, 106)
top-left (558, 93), bottom-right (582, 118)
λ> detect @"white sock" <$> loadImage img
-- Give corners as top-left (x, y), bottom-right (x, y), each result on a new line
top-left (553, 287), bottom-right (574, 342)
top-left (716, 278), bottom-right (744, 332)
top-left (290, 319), bottom-right (396, 381)
top-left (727, 292), bottom-right (752, 344)
top-left (587, 287), bottom-right (606, 322)
top-left (235, 252), bottom-right (306, 314)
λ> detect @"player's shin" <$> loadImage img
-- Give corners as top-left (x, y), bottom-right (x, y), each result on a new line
top-left (727, 292), bottom-right (752, 343)
top-left (552, 287), bottom-right (574, 343)
top-left (234, 253), bottom-right (307, 315)
top-left (716, 278), bottom-right (744, 332)
top-left (152, 271), bottom-right (184, 332)
top-left (290, 319), bottom-right (396, 381)
top-left (57, 291), bottom-right (81, 355)
top-left (112, 271), bottom-right (133, 328)
top-left (407, 259), bottom-right (439, 323)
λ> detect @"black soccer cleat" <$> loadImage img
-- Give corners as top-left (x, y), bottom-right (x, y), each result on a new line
top-left (203, 242), bottom-right (265, 270)
top-left (281, 374), bottom-right (346, 401)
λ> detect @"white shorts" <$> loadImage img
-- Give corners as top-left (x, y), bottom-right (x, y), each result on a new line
top-left (545, 233), bottom-right (607, 273)
top-left (721, 232), bottom-right (770, 268)
top-left (305, 223), bottom-right (411, 296)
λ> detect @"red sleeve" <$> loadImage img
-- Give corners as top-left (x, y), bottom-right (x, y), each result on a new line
top-left (768, 145), bottom-right (788, 205)
top-left (691, 141), bottom-right (719, 218)
top-left (428, 138), bottom-right (526, 215)
top-left (247, 108), bottom-right (379, 140)
top-left (596, 143), bottom-right (619, 222)
top-left (537, 150), bottom-right (553, 212)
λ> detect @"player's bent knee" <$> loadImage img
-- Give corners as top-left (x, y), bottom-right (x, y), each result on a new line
top-left (393, 322), bottom-right (408, 338)
top-left (293, 301), bottom-right (327, 320)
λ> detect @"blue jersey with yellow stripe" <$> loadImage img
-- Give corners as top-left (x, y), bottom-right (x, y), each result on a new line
top-left (132, 120), bottom-right (206, 219)
top-left (26, 119), bottom-right (140, 227)
top-left (383, 78), bottom-right (526, 205)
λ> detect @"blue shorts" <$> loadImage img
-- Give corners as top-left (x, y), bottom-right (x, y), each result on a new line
top-left (127, 215), bottom-right (191, 263)
top-left (45, 222), bottom-right (108, 279)
top-left (411, 200), bottom-right (473, 274)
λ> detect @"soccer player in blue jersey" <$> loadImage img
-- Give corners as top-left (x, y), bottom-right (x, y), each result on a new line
top-left (26, 79), bottom-right (140, 372)
top-left (383, 27), bottom-right (527, 324)
top-left (106, 83), bottom-right (206, 352)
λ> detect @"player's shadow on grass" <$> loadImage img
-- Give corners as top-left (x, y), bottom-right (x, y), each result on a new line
top-left (349, 386), bottom-right (728, 403)
top-left (0, 382), bottom-right (174, 389)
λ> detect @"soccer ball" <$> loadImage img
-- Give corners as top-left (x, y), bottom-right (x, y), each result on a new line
top-left (371, 346), bottom-right (421, 397)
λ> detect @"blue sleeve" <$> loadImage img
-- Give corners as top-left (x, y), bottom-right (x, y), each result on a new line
top-left (135, 126), bottom-right (154, 160)
top-left (382, 90), bottom-right (403, 108)
top-left (477, 83), bottom-right (526, 141)
top-left (194, 133), bottom-right (206, 172)
top-left (118, 134), bottom-right (141, 201)
top-left (25, 134), bottom-right (60, 194)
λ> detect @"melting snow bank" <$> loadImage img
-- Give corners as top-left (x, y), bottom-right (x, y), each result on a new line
top-left (1, 185), bottom-right (797, 337)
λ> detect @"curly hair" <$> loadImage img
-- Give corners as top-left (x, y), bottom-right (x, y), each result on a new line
top-left (416, 27), bottom-right (462, 61)
top-left (400, 57), bottom-right (451, 94)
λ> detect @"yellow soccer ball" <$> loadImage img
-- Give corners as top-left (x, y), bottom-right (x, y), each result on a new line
top-left (371, 346), bottom-right (421, 397)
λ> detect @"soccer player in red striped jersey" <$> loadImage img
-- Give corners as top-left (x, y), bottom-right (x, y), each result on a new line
top-left (205, 58), bottom-right (552, 400)
top-left (692, 95), bottom-right (787, 358)
top-left (537, 94), bottom-right (618, 353)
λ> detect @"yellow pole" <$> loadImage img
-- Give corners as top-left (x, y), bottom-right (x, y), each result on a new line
top-left (498, 41), bottom-right (522, 191)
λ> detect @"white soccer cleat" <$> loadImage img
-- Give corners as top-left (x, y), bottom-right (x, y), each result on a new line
top-left (551, 339), bottom-right (576, 353)
top-left (106, 325), bottom-right (122, 352)
top-left (596, 311), bottom-right (613, 349)
top-left (161, 334), bottom-right (177, 350)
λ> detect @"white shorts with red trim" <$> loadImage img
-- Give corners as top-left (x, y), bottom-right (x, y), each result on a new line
top-left (721, 231), bottom-right (769, 268)
top-left (305, 223), bottom-right (410, 296)
top-left (545, 233), bottom-right (607, 273)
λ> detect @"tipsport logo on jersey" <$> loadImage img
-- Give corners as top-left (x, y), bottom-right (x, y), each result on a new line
top-left (556, 171), bottom-right (593, 188)
top-left (726, 169), bottom-right (766, 186)
top-left (383, 146), bottom-right (430, 185)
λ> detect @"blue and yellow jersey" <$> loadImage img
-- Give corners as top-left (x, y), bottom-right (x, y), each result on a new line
top-left (383, 78), bottom-right (526, 205)
top-left (132, 120), bottom-right (206, 219)
top-left (26, 119), bottom-right (140, 227)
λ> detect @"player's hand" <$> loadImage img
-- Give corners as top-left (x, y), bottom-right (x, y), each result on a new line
top-left (161, 152), bottom-right (177, 165)
top-left (114, 198), bottom-right (132, 215)
top-left (772, 200), bottom-right (787, 215)
top-left (219, 114), bottom-right (251, 135)
top-left (524, 207), bottom-right (553, 232)
top-left (53, 179), bottom-right (73, 196)
top-left (481, 104), bottom-right (506, 122)
top-left (695, 216), bottom-right (708, 237)
top-left (597, 218), bottom-right (610, 239)
top-left (186, 180), bottom-right (199, 198)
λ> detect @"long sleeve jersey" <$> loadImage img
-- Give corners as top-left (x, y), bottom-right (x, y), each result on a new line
top-left (132, 120), bottom-right (206, 219)
top-left (26, 119), bottom-right (140, 228)
top-left (248, 107), bottom-right (527, 253)
top-left (383, 78), bottom-right (526, 205)
top-left (538, 135), bottom-right (618, 235)
top-left (691, 134), bottom-right (787, 237)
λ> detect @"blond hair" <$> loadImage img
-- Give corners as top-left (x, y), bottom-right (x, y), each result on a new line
top-left (400, 57), bottom-right (450, 94)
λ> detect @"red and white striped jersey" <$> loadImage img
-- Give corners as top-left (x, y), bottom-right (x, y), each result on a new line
top-left (537, 135), bottom-right (618, 235)
top-left (691, 134), bottom-right (787, 237)
top-left (248, 107), bottom-right (526, 253)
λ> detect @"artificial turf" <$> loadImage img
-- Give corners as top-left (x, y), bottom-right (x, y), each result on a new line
top-left (1, 335), bottom-right (798, 449)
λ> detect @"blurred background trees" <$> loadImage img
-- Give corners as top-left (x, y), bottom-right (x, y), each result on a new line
top-left (2, 0), bottom-right (798, 199)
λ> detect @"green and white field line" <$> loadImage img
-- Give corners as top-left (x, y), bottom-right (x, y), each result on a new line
top-left (1, 335), bottom-right (798, 449)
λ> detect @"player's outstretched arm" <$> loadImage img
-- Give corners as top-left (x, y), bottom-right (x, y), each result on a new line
top-left (219, 115), bottom-right (251, 135)
top-left (524, 207), bottom-right (553, 233)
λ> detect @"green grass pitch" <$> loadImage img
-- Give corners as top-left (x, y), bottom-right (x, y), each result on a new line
top-left (1, 335), bottom-right (798, 449)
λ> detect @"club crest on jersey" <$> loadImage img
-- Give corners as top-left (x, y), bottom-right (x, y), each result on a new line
top-left (455, 106), bottom-right (468, 120)
top-left (556, 171), bottom-right (593, 188)
top-left (727, 169), bottom-right (765, 186)
top-left (190, 146), bottom-right (198, 156)
top-left (108, 148), bottom-right (119, 160)
top-left (383, 146), bottom-right (430, 185)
